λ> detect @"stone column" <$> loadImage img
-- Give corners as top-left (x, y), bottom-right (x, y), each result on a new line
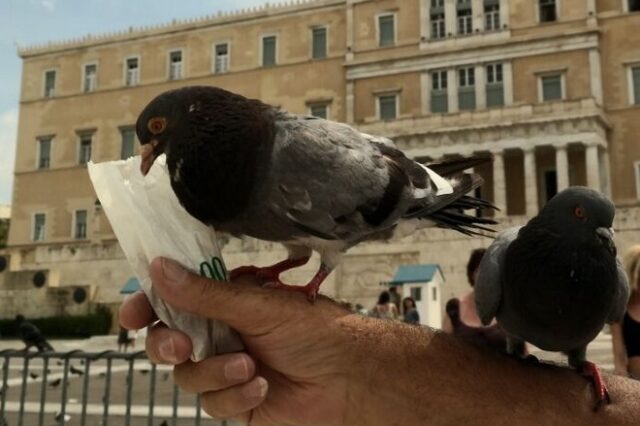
top-left (420, 0), bottom-right (429, 41)
top-left (346, 0), bottom-right (354, 61)
top-left (447, 68), bottom-right (459, 113)
top-left (445, 0), bottom-right (456, 37)
top-left (499, 0), bottom-right (509, 29)
top-left (346, 81), bottom-right (355, 123)
top-left (585, 143), bottom-right (601, 191)
top-left (471, 0), bottom-right (483, 31)
top-left (492, 149), bottom-right (507, 217)
top-left (523, 147), bottom-right (539, 216)
top-left (601, 148), bottom-right (612, 197)
top-left (555, 144), bottom-right (570, 192)
top-left (589, 49), bottom-right (603, 105)
top-left (475, 64), bottom-right (486, 110)
top-left (421, 72), bottom-right (430, 115)
top-left (503, 61), bottom-right (514, 106)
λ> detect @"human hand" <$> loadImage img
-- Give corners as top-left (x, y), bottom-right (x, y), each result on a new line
top-left (120, 257), bottom-right (357, 425)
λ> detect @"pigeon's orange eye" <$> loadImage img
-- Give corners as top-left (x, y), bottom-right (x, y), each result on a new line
top-left (148, 117), bottom-right (167, 134)
top-left (574, 206), bottom-right (586, 219)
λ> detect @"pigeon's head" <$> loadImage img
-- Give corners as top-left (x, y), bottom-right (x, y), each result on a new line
top-left (541, 186), bottom-right (616, 254)
top-left (136, 89), bottom-right (191, 175)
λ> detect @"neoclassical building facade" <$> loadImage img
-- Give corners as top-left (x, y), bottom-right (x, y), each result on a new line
top-left (2, 0), bottom-right (639, 321)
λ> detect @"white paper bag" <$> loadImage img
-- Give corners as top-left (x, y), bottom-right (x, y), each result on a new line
top-left (88, 155), bottom-right (244, 361)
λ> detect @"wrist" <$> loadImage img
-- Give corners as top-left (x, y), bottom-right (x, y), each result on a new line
top-left (335, 315), bottom-right (436, 425)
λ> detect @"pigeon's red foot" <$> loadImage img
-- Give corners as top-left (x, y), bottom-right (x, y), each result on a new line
top-left (229, 257), bottom-right (310, 282)
top-left (263, 265), bottom-right (331, 303)
top-left (579, 361), bottom-right (611, 411)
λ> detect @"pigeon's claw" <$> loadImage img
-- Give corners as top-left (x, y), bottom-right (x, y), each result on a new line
top-left (229, 257), bottom-right (311, 282)
top-left (262, 264), bottom-right (332, 303)
top-left (579, 361), bottom-right (611, 411)
top-left (229, 266), bottom-right (261, 281)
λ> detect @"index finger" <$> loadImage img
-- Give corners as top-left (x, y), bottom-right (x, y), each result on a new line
top-left (120, 291), bottom-right (157, 329)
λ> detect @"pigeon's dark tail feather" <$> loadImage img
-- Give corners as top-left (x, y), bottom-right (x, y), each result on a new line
top-left (426, 154), bottom-right (493, 177)
top-left (406, 173), bottom-right (498, 236)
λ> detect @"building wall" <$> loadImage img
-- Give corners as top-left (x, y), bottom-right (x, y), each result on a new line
top-left (5, 0), bottom-right (640, 317)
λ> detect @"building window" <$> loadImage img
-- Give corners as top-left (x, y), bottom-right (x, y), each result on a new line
top-left (312, 27), bottom-right (327, 59)
top-left (539, 0), bottom-right (557, 22)
top-left (486, 63), bottom-right (504, 107)
top-left (309, 104), bottom-right (329, 119)
top-left (262, 36), bottom-right (277, 67)
top-left (635, 161), bottom-right (640, 200)
top-left (457, 0), bottom-right (473, 35)
top-left (631, 66), bottom-right (640, 105)
top-left (378, 94), bottom-right (398, 120)
top-left (37, 137), bottom-right (51, 170)
top-left (630, 0), bottom-right (640, 12)
top-left (378, 14), bottom-right (395, 47)
top-left (430, 0), bottom-right (446, 39)
top-left (78, 133), bottom-right (93, 165)
top-left (540, 74), bottom-right (564, 101)
top-left (431, 70), bottom-right (448, 113)
top-left (44, 70), bottom-right (56, 98)
top-left (120, 128), bottom-right (136, 160)
top-left (74, 210), bottom-right (88, 239)
top-left (458, 67), bottom-right (476, 110)
top-left (214, 43), bottom-right (229, 73)
top-left (83, 64), bottom-right (97, 92)
top-left (169, 50), bottom-right (183, 80)
top-left (125, 57), bottom-right (139, 86)
top-left (33, 213), bottom-right (46, 242)
top-left (484, 0), bottom-right (500, 30)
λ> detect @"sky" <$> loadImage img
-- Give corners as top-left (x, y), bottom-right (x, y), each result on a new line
top-left (0, 0), bottom-right (271, 206)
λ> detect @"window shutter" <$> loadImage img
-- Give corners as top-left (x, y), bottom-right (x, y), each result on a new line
top-left (379, 15), bottom-right (395, 46)
top-left (632, 67), bottom-right (640, 105)
top-left (542, 75), bottom-right (562, 101)
top-left (312, 28), bottom-right (327, 59)
top-left (263, 36), bottom-right (277, 66)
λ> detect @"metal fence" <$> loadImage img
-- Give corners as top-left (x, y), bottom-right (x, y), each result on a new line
top-left (0, 349), bottom-right (227, 426)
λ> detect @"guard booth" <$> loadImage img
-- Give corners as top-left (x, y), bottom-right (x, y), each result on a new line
top-left (390, 264), bottom-right (444, 328)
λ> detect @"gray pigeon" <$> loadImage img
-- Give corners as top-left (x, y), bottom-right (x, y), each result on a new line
top-left (475, 186), bottom-right (630, 409)
top-left (135, 86), bottom-right (496, 301)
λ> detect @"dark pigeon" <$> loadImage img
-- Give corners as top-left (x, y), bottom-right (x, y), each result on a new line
top-left (475, 186), bottom-right (630, 409)
top-left (136, 86), bottom-right (497, 301)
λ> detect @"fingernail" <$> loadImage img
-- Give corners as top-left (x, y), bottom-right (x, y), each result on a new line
top-left (224, 356), bottom-right (249, 381)
top-left (162, 258), bottom-right (187, 284)
top-left (158, 337), bottom-right (177, 363)
top-left (242, 377), bottom-right (268, 400)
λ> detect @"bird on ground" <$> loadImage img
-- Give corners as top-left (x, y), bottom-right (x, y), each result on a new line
top-left (48, 378), bottom-right (62, 388)
top-left (475, 186), bottom-right (630, 410)
top-left (29, 372), bottom-right (38, 380)
top-left (69, 365), bottom-right (84, 376)
top-left (136, 86), bottom-right (496, 301)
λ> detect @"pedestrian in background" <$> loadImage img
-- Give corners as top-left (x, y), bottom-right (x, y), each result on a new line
top-left (442, 248), bottom-right (508, 353)
top-left (402, 297), bottom-right (420, 325)
top-left (612, 245), bottom-right (640, 379)
top-left (388, 286), bottom-right (401, 312)
top-left (117, 325), bottom-right (134, 352)
top-left (371, 291), bottom-right (398, 320)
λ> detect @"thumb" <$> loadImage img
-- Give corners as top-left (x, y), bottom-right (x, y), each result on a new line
top-left (149, 257), bottom-right (303, 334)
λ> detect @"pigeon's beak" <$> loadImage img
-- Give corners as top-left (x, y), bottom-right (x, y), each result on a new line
top-left (140, 140), bottom-right (159, 176)
top-left (595, 227), bottom-right (616, 255)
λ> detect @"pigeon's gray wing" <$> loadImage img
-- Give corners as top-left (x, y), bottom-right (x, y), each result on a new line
top-left (607, 257), bottom-right (630, 323)
top-left (475, 226), bottom-right (521, 325)
top-left (264, 115), bottom-right (429, 241)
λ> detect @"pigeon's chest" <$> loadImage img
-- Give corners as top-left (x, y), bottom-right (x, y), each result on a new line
top-left (501, 239), bottom-right (617, 346)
